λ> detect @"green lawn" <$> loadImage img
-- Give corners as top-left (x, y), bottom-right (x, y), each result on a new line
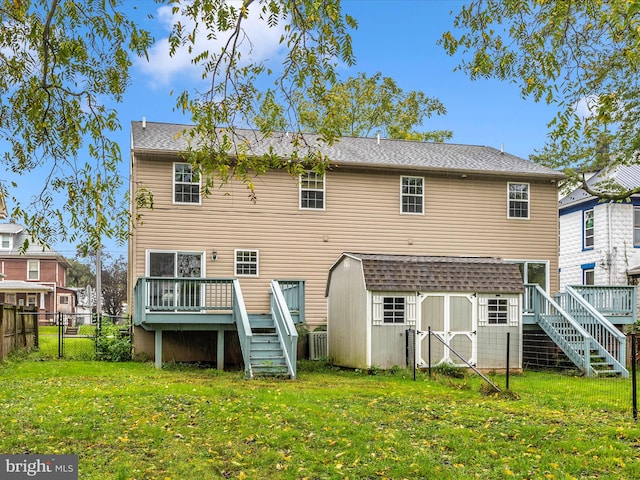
top-left (0, 358), bottom-right (639, 479)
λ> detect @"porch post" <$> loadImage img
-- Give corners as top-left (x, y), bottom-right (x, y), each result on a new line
top-left (217, 329), bottom-right (224, 370)
top-left (154, 330), bottom-right (163, 369)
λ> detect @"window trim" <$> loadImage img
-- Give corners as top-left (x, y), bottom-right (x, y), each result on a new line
top-left (507, 182), bottom-right (530, 219)
top-left (5, 293), bottom-right (15, 305)
top-left (26, 294), bottom-right (37, 307)
top-left (382, 296), bottom-right (406, 324)
top-left (400, 176), bottom-right (425, 215)
top-left (145, 250), bottom-right (206, 277)
top-left (27, 260), bottom-right (40, 281)
top-left (0, 233), bottom-right (11, 250)
top-left (582, 262), bottom-right (596, 285)
top-left (583, 208), bottom-right (594, 250)
top-left (299, 171), bottom-right (326, 210)
top-left (487, 298), bottom-right (509, 325)
top-left (234, 249), bottom-right (259, 277)
top-left (173, 162), bottom-right (201, 205)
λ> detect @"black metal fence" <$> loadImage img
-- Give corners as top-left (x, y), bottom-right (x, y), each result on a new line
top-left (37, 313), bottom-right (132, 361)
top-left (411, 328), bottom-right (640, 420)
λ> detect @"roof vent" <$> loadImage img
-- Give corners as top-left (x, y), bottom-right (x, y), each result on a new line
top-left (142, 117), bottom-right (146, 129)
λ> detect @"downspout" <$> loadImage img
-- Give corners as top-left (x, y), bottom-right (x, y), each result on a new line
top-left (608, 203), bottom-right (614, 284)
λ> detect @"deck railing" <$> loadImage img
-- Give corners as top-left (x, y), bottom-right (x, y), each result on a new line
top-left (270, 280), bottom-right (298, 378)
top-left (140, 277), bottom-right (235, 312)
top-left (569, 285), bottom-right (636, 318)
top-left (529, 284), bottom-right (595, 376)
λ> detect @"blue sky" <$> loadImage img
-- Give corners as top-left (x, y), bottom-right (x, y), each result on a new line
top-left (56, 0), bottom-right (558, 257)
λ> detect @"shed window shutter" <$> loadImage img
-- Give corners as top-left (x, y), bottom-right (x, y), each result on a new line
top-left (406, 296), bottom-right (416, 326)
top-left (373, 295), bottom-right (383, 325)
top-left (509, 297), bottom-right (519, 326)
top-left (478, 296), bottom-right (488, 326)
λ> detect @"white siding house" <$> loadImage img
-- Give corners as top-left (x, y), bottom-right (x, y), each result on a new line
top-left (559, 165), bottom-right (640, 291)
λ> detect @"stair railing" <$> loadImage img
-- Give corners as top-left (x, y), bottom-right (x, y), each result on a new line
top-left (270, 280), bottom-right (298, 379)
top-left (564, 286), bottom-right (628, 377)
top-left (232, 279), bottom-right (253, 379)
top-left (530, 284), bottom-right (596, 376)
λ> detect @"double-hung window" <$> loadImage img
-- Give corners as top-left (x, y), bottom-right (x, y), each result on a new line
top-left (383, 297), bottom-right (405, 324)
top-left (0, 233), bottom-right (10, 250)
top-left (487, 298), bottom-right (508, 325)
top-left (583, 209), bottom-right (594, 249)
top-left (174, 163), bottom-right (200, 204)
top-left (401, 176), bottom-right (424, 214)
top-left (300, 171), bottom-right (325, 210)
top-left (235, 250), bottom-right (259, 277)
top-left (508, 183), bottom-right (529, 219)
top-left (27, 260), bottom-right (39, 281)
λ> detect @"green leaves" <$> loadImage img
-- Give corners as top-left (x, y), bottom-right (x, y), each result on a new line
top-left (444, 0), bottom-right (640, 198)
top-left (0, 0), bottom-right (152, 251)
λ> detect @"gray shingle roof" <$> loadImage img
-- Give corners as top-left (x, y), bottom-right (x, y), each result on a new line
top-left (0, 223), bottom-right (68, 262)
top-left (330, 253), bottom-right (524, 293)
top-left (131, 121), bottom-right (564, 179)
top-left (559, 164), bottom-right (640, 207)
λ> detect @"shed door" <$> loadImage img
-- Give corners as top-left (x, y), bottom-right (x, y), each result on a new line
top-left (416, 294), bottom-right (477, 367)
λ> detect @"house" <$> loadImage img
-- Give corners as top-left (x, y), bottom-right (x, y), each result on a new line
top-left (0, 223), bottom-right (72, 322)
top-left (325, 253), bottom-right (524, 371)
top-left (130, 121), bottom-right (577, 377)
top-left (559, 164), bottom-right (640, 294)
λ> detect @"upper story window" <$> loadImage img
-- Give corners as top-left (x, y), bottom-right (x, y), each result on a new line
top-left (508, 183), bottom-right (529, 219)
top-left (174, 162), bottom-right (200, 204)
top-left (487, 298), bottom-right (508, 325)
top-left (235, 249), bottom-right (259, 277)
top-left (401, 176), bottom-right (424, 214)
top-left (27, 260), bottom-right (39, 281)
top-left (583, 209), bottom-right (594, 249)
top-left (0, 233), bottom-right (11, 250)
top-left (383, 296), bottom-right (406, 324)
top-left (634, 207), bottom-right (640, 247)
top-left (300, 171), bottom-right (325, 210)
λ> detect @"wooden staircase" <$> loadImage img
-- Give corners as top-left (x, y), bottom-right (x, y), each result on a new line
top-left (248, 315), bottom-right (289, 377)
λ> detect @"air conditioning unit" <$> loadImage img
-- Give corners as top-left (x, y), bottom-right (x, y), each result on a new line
top-left (308, 331), bottom-right (327, 360)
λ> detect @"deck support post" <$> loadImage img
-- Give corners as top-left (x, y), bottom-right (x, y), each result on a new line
top-left (155, 330), bottom-right (163, 369)
top-left (217, 329), bottom-right (224, 370)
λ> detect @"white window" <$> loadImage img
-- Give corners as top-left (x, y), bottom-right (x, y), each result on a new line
top-left (300, 171), bottom-right (325, 210)
top-left (173, 162), bottom-right (200, 204)
top-left (5, 293), bottom-right (15, 304)
top-left (383, 297), bottom-right (405, 324)
top-left (0, 233), bottom-right (11, 250)
top-left (401, 176), bottom-right (424, 214)
top-left (27, 260), bottom-right (39, 280)
top-left (59, 295), bottom-right (70, 305)
top-left (584, 209), bottom-right (594, 249)
top-left (508, 183), bottom-right (529, 219)
top-left (235, 250), bottom-right (259, 277)
top-left (487, 298), bottom-right (508, 325)
top-left (27, 294), bottom-right (37, 307)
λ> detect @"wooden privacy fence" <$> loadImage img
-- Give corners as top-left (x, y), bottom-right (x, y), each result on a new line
top-left (0, 306), bottom-right (38, 361)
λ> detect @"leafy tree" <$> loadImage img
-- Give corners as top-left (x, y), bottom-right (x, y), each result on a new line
top-left (0, 0), bottom-right (152, 252)
top-left (442, 0), bottom-right (640, 199)
top-left (101, 254), bottom-right (127, 317)
top-left (295, 72), bottom-right (453, 142)
top-left (3, 0), bottom-right (358, 247)
top-left (67, 259), bottom-right (95, 288)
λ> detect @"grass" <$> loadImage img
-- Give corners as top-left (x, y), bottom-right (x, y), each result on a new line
top-left (0, 357), bottom-right (639, 479)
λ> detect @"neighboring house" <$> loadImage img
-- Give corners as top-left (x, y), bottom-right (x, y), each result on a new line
top-left (326, 253), bottom-right (524, 370)
top-left (0, 223), bottom-right (72, 319)
top-left (130, 121), bottom-right (569, 377)
top-left (559, 164), bottom-right (640, 292)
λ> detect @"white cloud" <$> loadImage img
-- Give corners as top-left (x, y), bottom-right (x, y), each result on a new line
top-left (137, 2), bottom-right (286, 89)
top-left (574, 95), bottom-right (599, 119)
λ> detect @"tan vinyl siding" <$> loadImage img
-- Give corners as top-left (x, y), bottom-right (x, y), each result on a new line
top-left (130, 154), bottom-right (559, 328)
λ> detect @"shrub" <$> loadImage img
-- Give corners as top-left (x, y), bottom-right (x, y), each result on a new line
top-left (95, 323), bottom-right (131, 362)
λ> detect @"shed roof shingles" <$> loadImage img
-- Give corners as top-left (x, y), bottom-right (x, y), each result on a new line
top-left (131, 121), bottom-right (563, 179)
top-left (346, 253), bottom-right (524, 293)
